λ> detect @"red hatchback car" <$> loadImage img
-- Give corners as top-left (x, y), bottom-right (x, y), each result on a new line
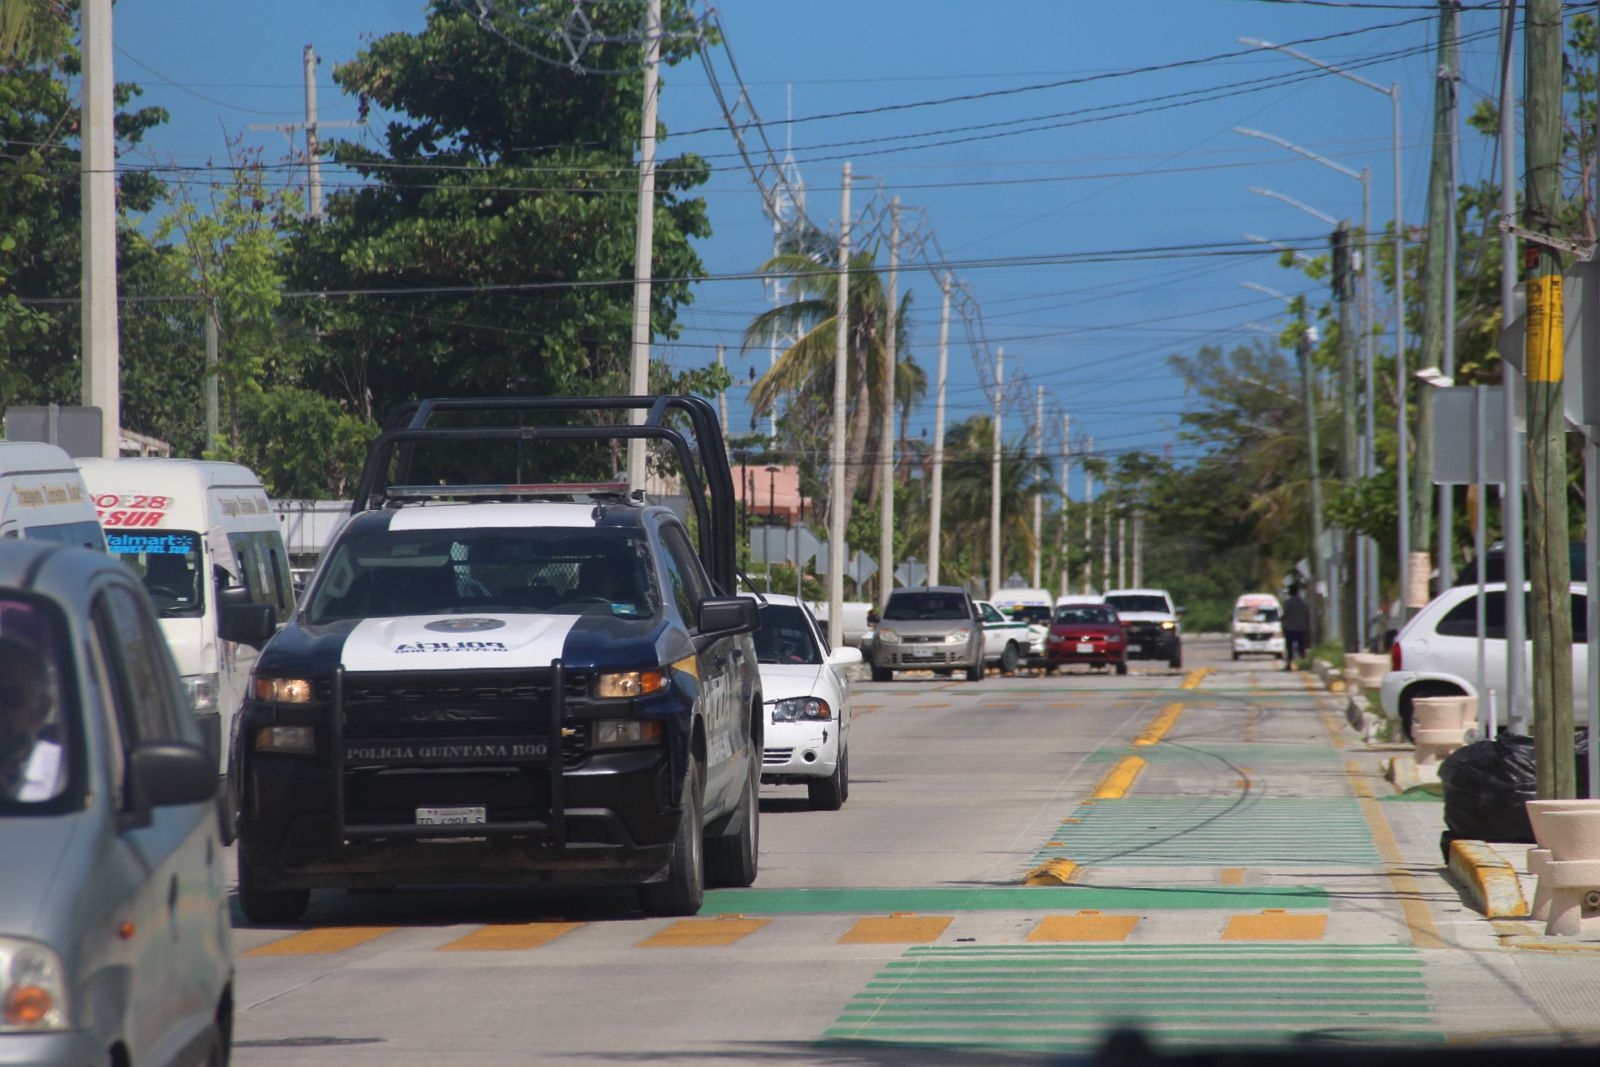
top-left (1045, 601), bottom-right (1128, 674)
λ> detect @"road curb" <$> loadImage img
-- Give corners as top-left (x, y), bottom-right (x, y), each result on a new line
top-left (1446, 839), bottom-right (1529, 918)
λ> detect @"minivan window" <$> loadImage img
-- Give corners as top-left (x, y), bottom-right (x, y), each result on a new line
top-left (0, 594), bottom-right (75, 810)
top-left (883, 591), bottom-right (969, 621)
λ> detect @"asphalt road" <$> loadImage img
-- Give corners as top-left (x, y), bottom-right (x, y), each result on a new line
top-left (225, 636), bottom-right (1600, 1065)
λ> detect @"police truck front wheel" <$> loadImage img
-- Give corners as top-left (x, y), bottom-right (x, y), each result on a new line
top-left (237, 853), bottom-right (310, 925)
top-left (706, 746), bottom-right (759, 888)
top-left (640, 758), bottom-right (705, 916)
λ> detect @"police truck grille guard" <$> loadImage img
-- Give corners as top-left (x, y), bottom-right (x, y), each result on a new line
top-left (329, 661), bottom-right (582, 847)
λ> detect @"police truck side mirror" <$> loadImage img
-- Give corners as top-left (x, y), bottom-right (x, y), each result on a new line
top-left (696, 596), bottom-right (759, 648)
top-left (219, 585), bottom-right (278, 648)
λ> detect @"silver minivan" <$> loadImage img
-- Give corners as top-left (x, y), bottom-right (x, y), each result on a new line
top-left (0, 541), bottom-right (232, 1066)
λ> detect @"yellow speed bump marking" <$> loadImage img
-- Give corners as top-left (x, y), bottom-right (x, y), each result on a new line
top-left (1134, 703), bottom-right (1182, 746)
top-left (838, 913), bottom-right (953, 944)
top-left (1180, 668), bottom-right (1211, 689)
top-left (1222, 910), bottom-right (1328, 941)
top-left (1220, 868), bottom-right (1246, 886)
top-left (1028, 911), bottom-right (1139, 942)
top-left (1024, 858), bottom-right (1079, 886)
top-left (244, 926), bottom-right (397, 957)
top-left (638, 915), bottom-right (769, 948)
top-left (438, 922), bottom-right (582, 952)
top-left (1093, 756), bottom-right (1147, 799)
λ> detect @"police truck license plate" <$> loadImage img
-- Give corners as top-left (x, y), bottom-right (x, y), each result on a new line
top-left (416, 806), bottom-right (486, 826)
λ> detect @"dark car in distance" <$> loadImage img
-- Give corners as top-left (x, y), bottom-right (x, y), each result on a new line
top-left (1045, 600), bottom-right (1128, 674)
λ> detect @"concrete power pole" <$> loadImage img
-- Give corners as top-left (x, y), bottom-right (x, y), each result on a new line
top-left (1059, 414), bottom-right (1071, 597)
top-left (716, 344), bottom-right (729, 445)
top-left (1082, 438), bottom-right (1095, 594)
top-left (827, 162), bottom-right (852, 649)
top-left (1524, 0), bottom-right (1575, 799)
top-left (303, 44), bottom-right (322, 219)
top-left (989, 349), bottom-right (1004, 599)
top-left (627, 0), bottom-right (661, 492)
top-left (205, 301), bottom-right (219, 449)
top-left (1497, 0), bottom-right (1528, 734)
top-left (80, 0), bottom-right (119, 457)
top-left (1031, 386), bottom-right (1044, 588)
top-left (928, 276), bottom-right (950, 585)
top-left (1133, 512), bottom-right (1144, 587)
top-left (879, 199), bottom-right (898, 609)
top-left (1335, 218), bottom-right (1358, 650)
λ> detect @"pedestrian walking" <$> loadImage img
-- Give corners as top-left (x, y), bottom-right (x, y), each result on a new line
top-left (1281, 585), bottom-right (1310, 671)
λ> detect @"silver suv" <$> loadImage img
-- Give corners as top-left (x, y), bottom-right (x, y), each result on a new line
top-left (870, 586), bottom-right (984, 682)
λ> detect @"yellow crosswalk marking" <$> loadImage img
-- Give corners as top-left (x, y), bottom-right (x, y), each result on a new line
top-left (438, 922), bottom-right (582, 952)
top-left (838, 913), bottom-right (953, 944)
top-left (1222, 910), bottom-right (1327, 941)
top-left (1027, 911), bottom-right (1139, 942)
top-left (244, 926), bottom-right (396, 957)
top-left (638, 916), bottom-right (769, 948)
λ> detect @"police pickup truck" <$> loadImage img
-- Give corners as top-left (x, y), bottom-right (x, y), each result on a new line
top-left (233, 396), bottom-right (763, 921)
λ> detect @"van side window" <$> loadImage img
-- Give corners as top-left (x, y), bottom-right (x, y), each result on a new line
top-left (227, 531), bottom-right (293, 618)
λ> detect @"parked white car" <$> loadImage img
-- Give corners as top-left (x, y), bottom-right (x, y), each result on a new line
top-left (749, 594), bottom-right (861, 810)
top-left (1379, 581), bottom-right (1588, 738)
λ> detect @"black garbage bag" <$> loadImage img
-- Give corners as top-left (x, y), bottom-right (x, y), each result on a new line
top-left (1439, 734), bottom-right (1537, 844)
top-left (1439, 733), bottom-right (1593, 848)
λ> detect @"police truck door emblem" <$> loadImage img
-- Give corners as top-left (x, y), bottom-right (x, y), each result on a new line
top-left (424, 618), bottom-right (506, 633)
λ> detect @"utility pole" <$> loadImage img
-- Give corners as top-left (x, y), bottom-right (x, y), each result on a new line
top-left (205, 301), bottom-right (219, 449)
top-left (1059, 414), bottom-right (1071, 597)
top-left (1299, 327), bottom-right (1330, 645)
top-left (880, 199), bottom-right (898, 609)
top-left (827, 162), bottom-right (851, 648)
top-left (1032, 386), bottom-right (1044, 588)
top-left (627, 0), bottom-right (662, 492)
top-left (716, 344), bottom-right (729, 446)
top-left (1439, 0), bottom-right (1460, 591)
top-left (1333, 219), bottom-right (1358, 650)
top-left (1133, 512), bottom-right (1144, 587)
top-left (1413, 1), bottom-right (1458, 599)
top-left (1524, 0), bottom-right (1575, 799)
top-left (928, 276), bottom-right (950, 586)
top-left (303, 44), bottom-right (322, 219)
top-left (1083, 438), bottom-right (1095, 594)
top-left (990, 348), bottom-right (1004, 599)
top-left (1117, 515), bottom-right (1127, 588)
top-left (1498, 0), bottom-right (1528, 734)
top-left (80, 0), bottom-right (119, 457)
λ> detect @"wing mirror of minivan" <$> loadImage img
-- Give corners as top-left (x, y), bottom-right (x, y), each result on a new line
top-left (219, 586), bottom-right (278, 648)
top-left (126, 742), bottom-right (217, 810)
top-left (696, 596), bottom-right (760, 650)
top-left (866, 609), bottom-right (880, 626)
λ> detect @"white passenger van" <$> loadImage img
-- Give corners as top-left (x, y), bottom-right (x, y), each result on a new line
top-left (0, 441), bottom-right (106, 549)
top-left (77, 458), bottom-right (291, 834)
top-left (1231, 592), bottom-right (1286, 661)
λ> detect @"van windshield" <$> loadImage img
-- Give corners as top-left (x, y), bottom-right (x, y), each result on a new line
top-left (106, 531), bottom-right (205, 618)
top-left (1236, 605), bottom-right (1280, 624)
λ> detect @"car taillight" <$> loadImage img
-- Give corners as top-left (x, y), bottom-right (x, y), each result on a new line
top-left (1390, 642), bottom-right (1402, 671)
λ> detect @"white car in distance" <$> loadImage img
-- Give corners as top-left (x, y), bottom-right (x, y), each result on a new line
top-left (748, 594), bottom-right (862, 810)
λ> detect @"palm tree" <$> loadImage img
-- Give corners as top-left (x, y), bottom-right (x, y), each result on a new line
top-left (1, 0), bottom-right (67, 66)
top-left (742, 248), bottom-right (917, 530)
top-left (931, 414), bottom-right (1053, 589)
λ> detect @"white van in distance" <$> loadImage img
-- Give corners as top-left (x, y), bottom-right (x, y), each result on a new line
top-left (0, 441), bottom-right (106, 549)
top-left (1231, 592), bottom-right (1286, 661)
top-left (77, 458), bottom-right (291, 834)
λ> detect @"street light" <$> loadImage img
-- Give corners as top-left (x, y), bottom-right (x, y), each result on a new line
top-left (1240, 35), bottom-right (1407, 642)
top-left (1243, 232), bottom-right (1315, 265)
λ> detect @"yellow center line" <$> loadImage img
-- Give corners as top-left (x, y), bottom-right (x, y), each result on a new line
top-left (438, 922), bottom-right (582, 952)
top-left (1134, 702), bottom-right (1182, 746)
top-left (1180, 667), bottom-right (1211, 689)
top-left (1092, 755), bottom-right (1147, 799)
top-left (839, 914), bottom-right (953, 944)
top-left (637, 916), bottom-right (769, 948)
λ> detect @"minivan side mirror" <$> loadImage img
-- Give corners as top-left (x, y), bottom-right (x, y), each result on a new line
top-left (126, 742), bottom-right (217, 810)
top-left (866, 609), bottom-right (879, 626)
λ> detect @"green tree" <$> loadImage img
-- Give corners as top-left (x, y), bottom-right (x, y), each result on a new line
top-left (929, 414), bottom-right (1050, 591)
top-left (282, 0), bottom-right (713, 424)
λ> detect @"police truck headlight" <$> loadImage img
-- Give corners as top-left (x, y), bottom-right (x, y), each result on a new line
top-left (0, 938), bottom-right (67, 1032)
top-left (769, 696), bottom-right (832, 722)
top-left (255, 725), bottom-right (316, 754)
top-left (592, 720), bottom-right (664, 748)
top-left (597, 670), bottom-right (667, 699)
top-left (253, 676), bottom-right (315, 704)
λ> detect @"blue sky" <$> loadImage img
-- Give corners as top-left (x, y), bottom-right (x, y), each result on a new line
top-left (113, 1), bottom-right (1512, 497)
